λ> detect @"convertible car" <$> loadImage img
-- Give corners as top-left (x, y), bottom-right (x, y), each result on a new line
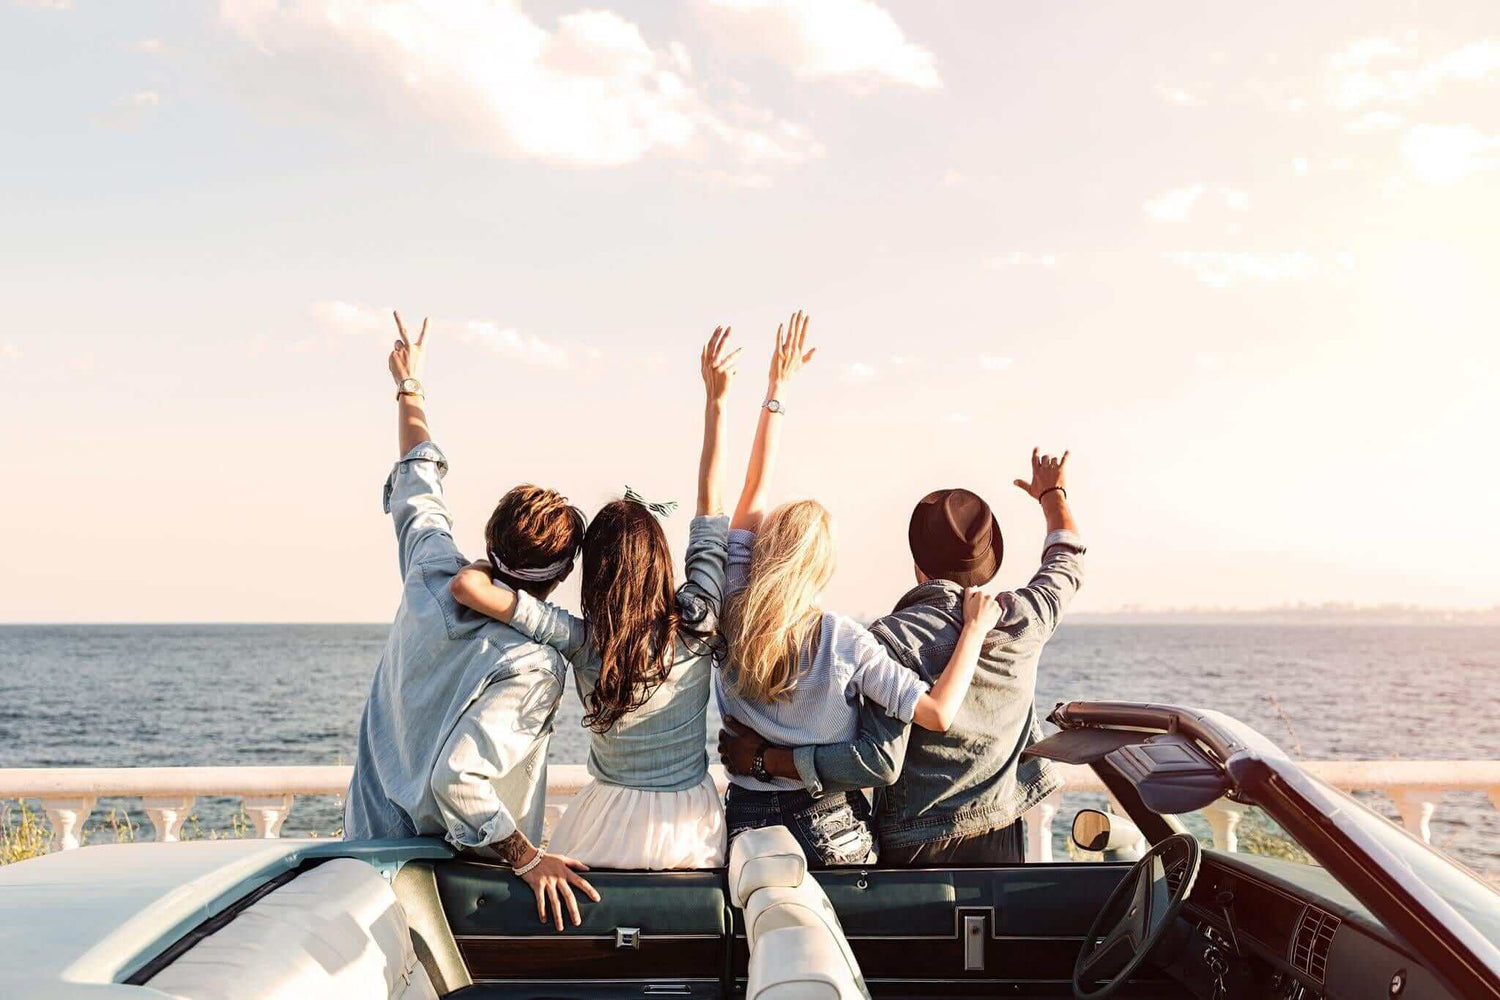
top-left (1, 700), bottom-right (1496, 1000)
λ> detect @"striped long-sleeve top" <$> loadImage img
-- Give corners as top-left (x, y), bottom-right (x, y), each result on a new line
top-left (714, 528), bottom-right (930, 791)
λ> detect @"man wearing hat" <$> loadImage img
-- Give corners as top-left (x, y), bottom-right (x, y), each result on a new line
top-left (718, 449), bottom-right (1083, 865)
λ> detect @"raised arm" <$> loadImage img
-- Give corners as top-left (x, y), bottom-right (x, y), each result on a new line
top-left (697, 327), bottom-right (741, 516)
top-left (383, 311), bottom-right (462, 578)
top-left (1013, 448), bottom-right (1085, 632)
top-left (731, 311), bottom-right (817, 531)
top-left (390, 311), bottom-right (431, 457)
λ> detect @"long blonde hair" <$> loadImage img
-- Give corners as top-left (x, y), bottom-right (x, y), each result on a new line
top-left (724, 499), bottom-right (837, 703)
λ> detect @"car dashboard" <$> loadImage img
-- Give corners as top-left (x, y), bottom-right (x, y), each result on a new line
top-left (1173, 852), bottom-right (1460, 1000)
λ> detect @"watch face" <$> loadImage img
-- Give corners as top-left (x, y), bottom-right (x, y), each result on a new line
top-left (766, 400), bottom-right (782, 413)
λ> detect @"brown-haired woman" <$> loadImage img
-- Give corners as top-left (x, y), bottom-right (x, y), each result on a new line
top-left (447, 329), bottom-right (742, 870)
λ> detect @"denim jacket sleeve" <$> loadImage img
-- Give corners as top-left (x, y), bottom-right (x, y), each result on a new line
top-left (792, 698), bottom-right (912, 797)
top-left (678, 515), bottom-right (730, 629)
top-left (1011, 529), bottom-right (1086, 637)
top-left (508, 589), bottom-right (590, 663)
top-left (383, 441), bottom-right (461, 579)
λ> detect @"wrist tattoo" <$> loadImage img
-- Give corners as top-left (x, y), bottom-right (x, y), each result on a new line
top-left (492, 830), bottom-right (534, 866)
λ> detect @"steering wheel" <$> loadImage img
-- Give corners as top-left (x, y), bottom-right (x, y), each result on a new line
top-left (1073, 832), bottom-right (1201, 999)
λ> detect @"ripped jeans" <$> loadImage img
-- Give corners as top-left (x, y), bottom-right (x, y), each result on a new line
top-left (725, 786), bottom-right (877, 867)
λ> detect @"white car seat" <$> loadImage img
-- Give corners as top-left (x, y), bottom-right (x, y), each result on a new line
top-left (147, 858), bottom-right (438, 1000)
top-left (730, 826), bottom-right (869, 1000)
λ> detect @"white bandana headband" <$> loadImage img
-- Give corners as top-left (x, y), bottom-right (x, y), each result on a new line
top-left (489, 551), bottom-right (573, 583)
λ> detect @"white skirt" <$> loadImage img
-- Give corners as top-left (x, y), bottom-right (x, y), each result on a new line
top-left (548, 771), bottom-right (726, 870)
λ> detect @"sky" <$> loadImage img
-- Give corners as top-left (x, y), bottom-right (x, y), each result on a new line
top-left (1, 0), bottom-right (1497, 623)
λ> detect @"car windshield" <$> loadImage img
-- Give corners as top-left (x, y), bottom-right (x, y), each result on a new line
top-left (1313, 778), bottom-right (1500, 950)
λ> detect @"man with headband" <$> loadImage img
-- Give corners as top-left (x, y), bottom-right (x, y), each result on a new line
top-left (344, 312), bottom-right (601, 930)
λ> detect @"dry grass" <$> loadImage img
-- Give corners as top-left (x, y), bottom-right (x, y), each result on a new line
top-left (0, 801), bottom-right (50, 864)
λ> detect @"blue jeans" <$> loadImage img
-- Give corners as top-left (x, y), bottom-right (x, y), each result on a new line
top-left (725, 786), bottom-right (877, 867)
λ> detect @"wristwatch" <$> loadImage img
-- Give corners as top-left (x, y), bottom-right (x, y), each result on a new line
top-left (396, 377), bottom-right (424, 399)
top-left (763, 399), bottom-right (785, 415)
top-left (751, 742), bottom-right (772, 783)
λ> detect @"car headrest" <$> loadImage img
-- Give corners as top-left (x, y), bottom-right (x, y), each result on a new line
top-left (728, 826), bottom-right (807, 907)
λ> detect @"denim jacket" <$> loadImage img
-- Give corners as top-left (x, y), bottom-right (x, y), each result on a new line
top-left (508, 515), bottom-right (730, 792)
top-left (792, 531), bottom-right (1084, 850)
top-left (343, 441), bottom-right (567, 850)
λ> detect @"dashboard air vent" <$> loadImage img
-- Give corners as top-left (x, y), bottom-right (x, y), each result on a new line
top-left (1291, 905), bottom-right (1340, 983)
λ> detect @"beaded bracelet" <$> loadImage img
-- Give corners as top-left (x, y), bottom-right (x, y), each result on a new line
top-left (513, 848), bottom-right (546, 877)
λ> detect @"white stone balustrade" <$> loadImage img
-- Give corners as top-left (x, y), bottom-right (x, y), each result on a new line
top-left (0, 760), bottom-right (1496, 860)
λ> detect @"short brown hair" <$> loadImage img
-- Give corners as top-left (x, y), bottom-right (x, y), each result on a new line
top-left (485, 485), bottom-right (586, 598)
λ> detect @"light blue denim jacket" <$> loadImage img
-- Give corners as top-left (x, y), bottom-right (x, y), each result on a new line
top-left (792, 530), bottom-right (1085, 849)
top-left (343, 441), bottom-right (567, 849)
top-left (509, 515), bottom-right (729, 792)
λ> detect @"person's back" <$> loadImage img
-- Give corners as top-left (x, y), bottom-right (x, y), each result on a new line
top-left (868, 561), bottom-right (1075, 860)
top-left (572, 612), bottom-right (717, 792)
top-left (344, 313), bottom-right (599, 935)
top-left (344, 533), bottom-right (569, 844)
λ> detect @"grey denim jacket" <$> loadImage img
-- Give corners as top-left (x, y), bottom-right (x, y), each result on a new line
top-left (792, 530), bottom-right (1084, 850)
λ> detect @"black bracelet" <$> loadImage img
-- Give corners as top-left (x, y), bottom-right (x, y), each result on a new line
top-left (1038, 486), bottom-right (1067, 502)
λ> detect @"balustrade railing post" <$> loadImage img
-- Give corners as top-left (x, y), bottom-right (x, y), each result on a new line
top-left (1392, 787), bottom-right (1441, 843)
top-left (41, 797), bottom-right (96, 851)
top-left (1025, 790), bottom-right (1061, 863)
top-left (143, 795), bottom-right (195, 843)
top-left (242, 794), bottom-right (294, 839)
top-left (1205, 802), bottom-right (1246, 853)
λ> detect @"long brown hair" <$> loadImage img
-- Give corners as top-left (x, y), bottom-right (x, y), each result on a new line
top-left (579, 500), bottom-right (689, 732)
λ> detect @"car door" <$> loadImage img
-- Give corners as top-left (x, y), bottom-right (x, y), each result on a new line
top-left (732, 861), bottom-right (1175, 997)
top-left (433, 861), bottom-right (731, 1000)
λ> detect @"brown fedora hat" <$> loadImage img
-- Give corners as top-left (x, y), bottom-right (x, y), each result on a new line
top-left (908, 488), bottom-right (1003, 587)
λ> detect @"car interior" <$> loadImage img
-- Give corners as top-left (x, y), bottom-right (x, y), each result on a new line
top-left (132, 718), bottom-right (1478, 1000)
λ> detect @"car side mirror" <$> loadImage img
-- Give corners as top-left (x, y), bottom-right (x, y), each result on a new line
top-left (1071, 808), bottom-right (1145, 854)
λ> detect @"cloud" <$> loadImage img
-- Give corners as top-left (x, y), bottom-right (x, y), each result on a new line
top-left (1327, 38), bottom-right (1500, 110)
top-left (1346, 110), bottom-right (1404, 133)
top-left (1143, 184), bottom-right (1205, 222)
top-left (842, 361), bottom-right (877, 381)
top-left (1402, 123), bottom-right (1500, 185)
top-left (704, 0), bottom-right (940, 90)
top-left (1164, 251), bottom-right (1355, 289)
top-left (11, 0), bottom-right (72, 8)
top-left (456, 321), bottom-right (570, 368)
top-left (310, 300), bottom-right (392, 336)
top-left (220, 0), bottom-right (821, 172)
top-left (942, 411), bottom-right (970, 424)
top-left (1220, 187), bottom-right (1250, 212)
top-left (91, 90), bottom-right (160, 130)
top-left (979, 355), bottom-right (1013, 372)
top-left (1155, 84), bottom-right (1205, 107)
top-left (131, 37), bottom-right (165, 53)
top-left (310, 300), bottom-right (573, 367)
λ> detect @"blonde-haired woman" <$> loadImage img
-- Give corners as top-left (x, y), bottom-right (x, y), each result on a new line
top-left (717, 311), bottom-right (1001, 865)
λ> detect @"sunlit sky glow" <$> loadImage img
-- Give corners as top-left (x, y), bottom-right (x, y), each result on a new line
top-left (2, 0), bottom-right (1497, 622)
